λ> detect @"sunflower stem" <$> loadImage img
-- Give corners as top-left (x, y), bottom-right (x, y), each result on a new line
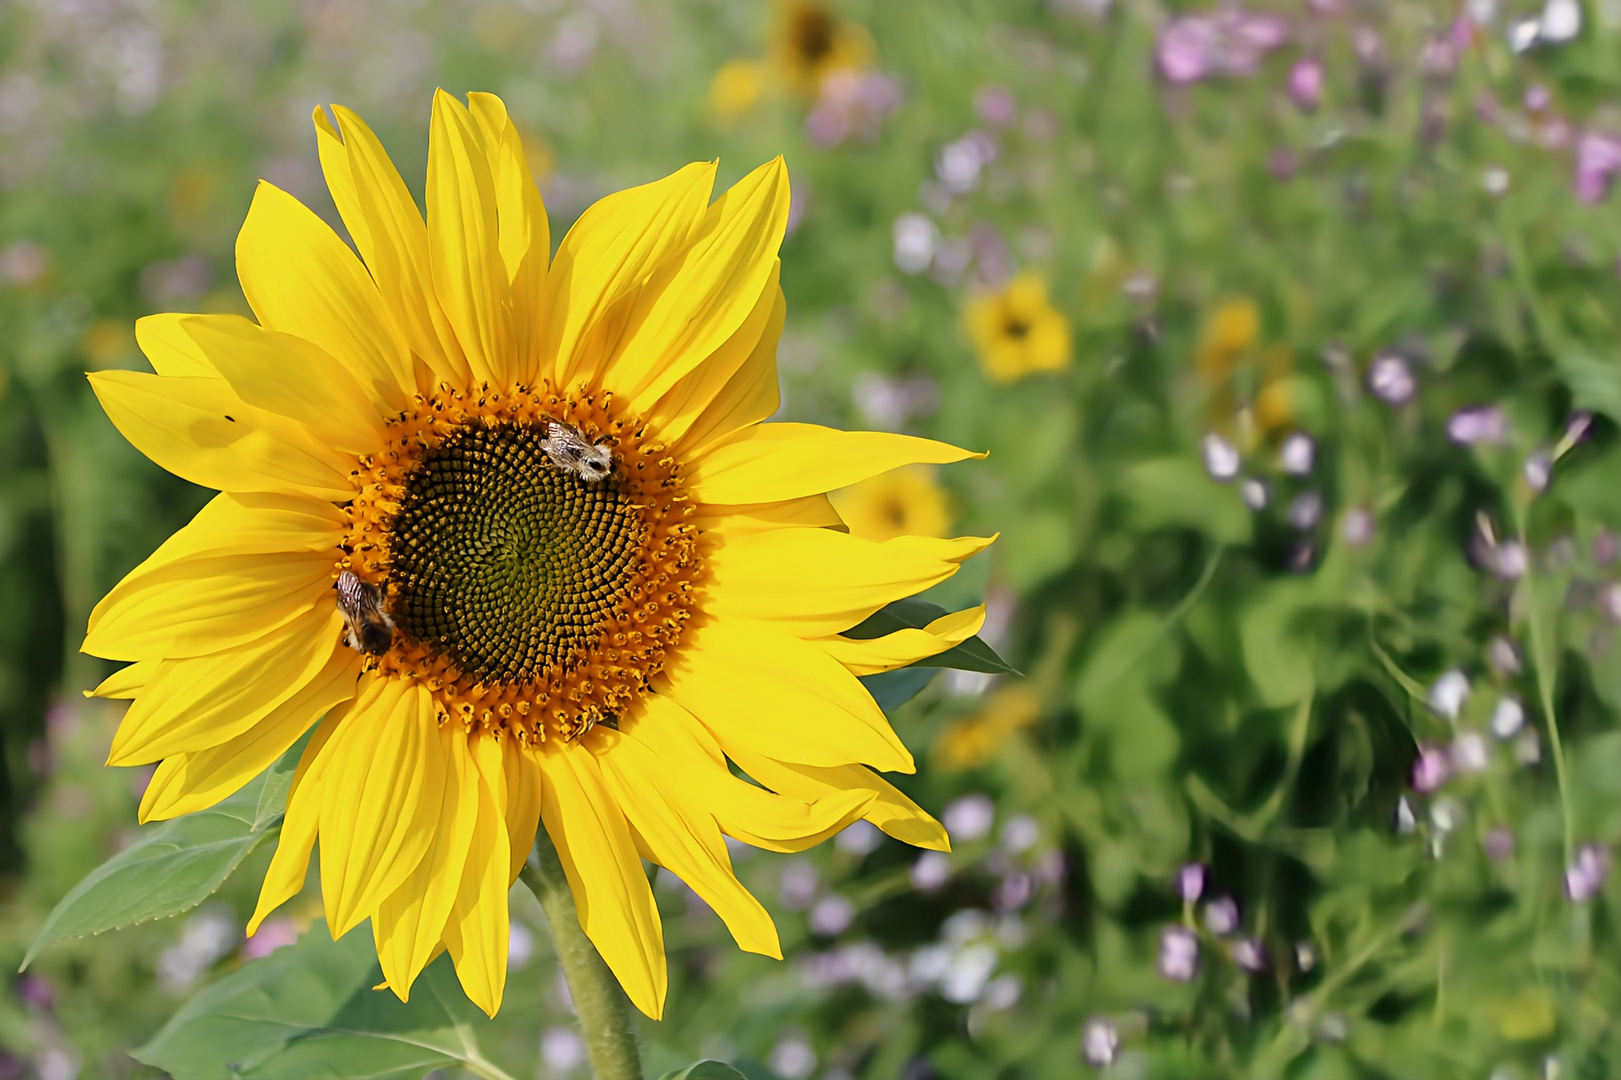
top-left (521, 835), bottom-right (643, 1080)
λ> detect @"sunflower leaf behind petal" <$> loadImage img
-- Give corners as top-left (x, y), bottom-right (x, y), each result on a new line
top-left (844, 597), bottom-right (1018, 675)
top-left (131, 925), bottom-right (519, 1080)
top-left (252, 726), bottom-right (317, 833)
top-left (22, 771), bottom-right (273, 970)
top-left (860, 667), bottom-right (938, 713)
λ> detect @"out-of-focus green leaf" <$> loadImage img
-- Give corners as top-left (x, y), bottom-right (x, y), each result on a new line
top-left (1556, 351), bottom-right (1621, 422)
top-left (844, 597), bottom-right (1017, 674)
top-left (1118, 457), bottom-right (1251, 545)
top-left (1239, 580), bottom-right (1319, 708)
top-left (659, 1063), bottom-right (750, 1080)
top-left (131, 924), bottom-right (518, 1080)
top-left (22, 770), bottom-right (275, 970)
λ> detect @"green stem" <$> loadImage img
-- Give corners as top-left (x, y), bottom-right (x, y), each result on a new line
top-left (521, 834), bottom-right (643, 1080)
top-left (1518, 534), bottom-right (1574, 867)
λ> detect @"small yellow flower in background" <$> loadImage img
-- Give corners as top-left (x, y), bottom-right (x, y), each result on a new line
top-left (830, 466), bottom-right (954, 543)
top-left (80, 321), bottom-right (135, 366)
top-left (965, 271), bottom-right (1072, 383)
top-left (771, 0), bottom-right (873, 98)
top-left (1252, 343), bottom-right (1297, 435)
top-left (1194, 297), bottom-right (1259, 383)
top-left (933, 685), bottom-right (1039, 771)
top-left (708, 58), bottom-right (767, 124)
top-left (84, 90), bottom-right (995, 1021)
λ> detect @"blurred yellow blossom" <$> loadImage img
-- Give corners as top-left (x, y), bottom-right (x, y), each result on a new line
top-left (80, 321), bottom-right (134, 366)
top-left (708, 58), bottom-right (767, 123)
top-left (829, 466), bottom-right (954, 543)
top-left (1252, 344), bottom-right (1297, 435)
top-left (934, 686), bottom-right (1040, 771)
top-left (771, 0), bottom-right (873, 98)
top-left (965, 272), bottom-right (1071, 383)
top-left (1194, 297), bottom-right (1259, 382)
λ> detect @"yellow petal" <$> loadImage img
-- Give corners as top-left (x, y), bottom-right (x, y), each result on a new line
top-left (691, 493), bottom-right (844, 539)
top-left (87, 659), bottom-right (155, 700)
top-left (442, 731), bottom-right (511, 1017)
top-left (669, 285), bottom-right (785, 456)
top-left (689, 422), bottom-right (982, 506)
top-left (605, 158), bottom-right (789, 411)
top-left (629, 696), bottom-right (874, 854)
top-left (88, 371), bottom-right (355, 501)
top-left (816, 605), bottom-right (987, 676)
top-left (502, 741), bottom-right (545, 883)
top-left (728, 750), bottom-right (951, 852)
top-left (536, 742), bottom-right (667, 1020)
top-left (467, 92), bottom-right (550, 387)
top-left (317, 104), bottom-right (473, 389)
top-left (181, 315), bottom-right (385, 454)
top-left (646, 260), bottom-right (780, 446)
top-left (319, 679), bottom-right (446, 937)
top-left (542, 161), bottom-right (716, 391)
top-left (235, 181), bottom-right (412, 410)
top-left (84, 548), bottom-right (332, 662)
top-left (374, 722), bottom-right (479, 1002)
top-left (108, 606), bottom-right (345, 766)
top-left (248, 699), bottom-right (351, 935)
top-left (132, 490), bottom-right (347, 568)
top-left (135, 313), bottom-right (218, 378)
top-left (427, 89), bottom-right (514, 389)
top-left (661, 617), bottom-right (913, 772)
top-left (704, 528), bottom-right (995, 637)
top-left (594, 723), bottom-right (780, 958)
top-left (138, 647), bottom-right (361, 822)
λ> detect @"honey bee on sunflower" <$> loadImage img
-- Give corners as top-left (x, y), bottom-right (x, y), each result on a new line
top-left (83, 90), bottom-right (993, 1021)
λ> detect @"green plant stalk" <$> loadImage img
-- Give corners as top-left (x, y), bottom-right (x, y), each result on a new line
top-left (520, 834), bottom-right (642, 1080)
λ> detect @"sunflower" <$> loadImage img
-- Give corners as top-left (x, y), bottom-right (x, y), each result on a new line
top-left (964, 271), bottom-right (1072, 383)
top-left (84, 90), bottom-right (993, 1020)
top-left (770, 0), bottom-right (873, 99)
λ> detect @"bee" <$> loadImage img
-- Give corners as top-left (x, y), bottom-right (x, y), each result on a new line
top-left (541, 422), bottom-right (614, 483)
top-left (336, 570), bottom-right (394, 655)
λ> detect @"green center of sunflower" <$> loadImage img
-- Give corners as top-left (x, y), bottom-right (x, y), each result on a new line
top-left (388, 420), bottom-right (644, 686)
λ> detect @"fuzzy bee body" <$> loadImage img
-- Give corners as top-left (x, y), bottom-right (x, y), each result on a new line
top-left (541, 422), bottom-right (615, 484)
top-left (336, 570), bottom-right (394, 655)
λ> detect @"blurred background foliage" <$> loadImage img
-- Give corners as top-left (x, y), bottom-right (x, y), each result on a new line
top-left (7, 0), bottom-right (1621, 1077)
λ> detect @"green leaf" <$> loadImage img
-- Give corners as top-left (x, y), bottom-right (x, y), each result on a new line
top-left (252, 726), bottom-right (314, 833)
top-left (861, 667), bottom-right (938, 712)
top-left (843, 598), bottom-right (1017, 674)
top-left (659, 1064), bottom-right (750, 1080)
top-left (1556, 350), bottom-right (1621, 423)
top-left (23, 770), bottom-right (276, 970)
top-left (132, 923), bottom-right (518, 1080)
top-left (1118, 457), bottom-right (1251, 545)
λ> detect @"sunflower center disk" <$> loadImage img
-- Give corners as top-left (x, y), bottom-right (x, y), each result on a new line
top-left (339, 385), bottom-right (702, 744)
top-left (390, 423), bottom-right (642, 685)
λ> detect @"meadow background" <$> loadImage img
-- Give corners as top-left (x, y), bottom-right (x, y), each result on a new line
top-left (4, 0), bottom-right (1621, 1077)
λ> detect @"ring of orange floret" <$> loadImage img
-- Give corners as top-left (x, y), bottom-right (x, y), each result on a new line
top-left (335, 381), bottom-right (702, 745)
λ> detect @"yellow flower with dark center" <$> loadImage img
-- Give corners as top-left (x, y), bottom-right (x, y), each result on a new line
top-left (771, 0), bottom-right (873, 98)
top-left (83, 90), bottom-right (994, 1020)
top-left (964, 272), bottom-right (1072, 383)
top-left (830, 466), bottom-right (954, 543)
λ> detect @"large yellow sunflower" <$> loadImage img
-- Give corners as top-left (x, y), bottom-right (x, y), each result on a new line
top-left (83, 90), bottom-right (993, 1020)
